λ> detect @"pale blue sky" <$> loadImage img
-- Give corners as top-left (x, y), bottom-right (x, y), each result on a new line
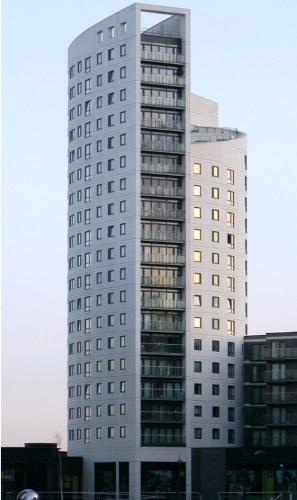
top-left (2, 0), bottom-right (297, 448)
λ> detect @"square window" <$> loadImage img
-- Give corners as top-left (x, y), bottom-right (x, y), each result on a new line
top-left (212, 428), bottom-right (220, 440)
top-left (193, 251), bottom-right (202, 262)
top-left (193, 163), bottom-right (201, 174)
top-left (194, 317), bottom-right (202, 328)
top-left (193, 229), bottom-right (201, 240)
top-left (194, 339), bottom-right (202, 351)
top-left (212, 340), bottom-right (220, 352)
top-left (194, 428), bottom-right (202, 439)
top-left (212, 362), bottom-right (220, 374)
top-left (194, 405), bottom-right (202, 417)
top-left (194, 295), bottom-right (202, 306)
top-left (212, 406), bottom-right (220, 418)
top-left (193, 207), bottom-right (201, 218)
top-left (193, 185), bottom-right (201, 196)
top-left (193, 273), bottom-right (201, 284)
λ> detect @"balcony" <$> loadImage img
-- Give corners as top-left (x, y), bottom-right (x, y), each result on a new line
top-left (141, 163), bottom-right (184, 176)
top-left (264, 348), bottom-right (297, 360)
top-left (264, 370), bottom-right (297, 382)
top-left (141, 73), bottom-right (185, 86)
top-left (141, 254), bottom-right (185, 266)
top-left (141, 96), bottom-right (185, 109)
top-left (141, 184), bottom-right (184, 197)
top-left (141, 343), bottom-right (184, 355)
top-left (141, 433), bottom-right (185, 446)
top-left (141, 140), bottom-right (185, 153)
top-left (141, 410), bottom-right (184, 423)
top-left (141, 320), bottom-right (184, 333)
top-left (141, 276), bottom-right (184, 288)
top-left (141, 388), bottom-right (184, 400)
top-left (141, 208), bottom-right (185, 221)
top-left (141, 366), bottom-right (184, 378)
top-left (264, 392), bottom-right (297, 404)
top-left (141, 297), bottom-right (185, 310)
top-left (266, 414), bottom-right (297, 426)
top-left (141, 51), bottom-right (185, 64)
top-left (141, 118), bottom-right (184, 131)
top-left (263, 435), bottom-right (297, 447)
top-left (141, 230), bottom-right (184, 243)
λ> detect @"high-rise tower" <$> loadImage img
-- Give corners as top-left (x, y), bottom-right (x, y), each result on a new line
top-left (67, 4), bottom-right (247, 495)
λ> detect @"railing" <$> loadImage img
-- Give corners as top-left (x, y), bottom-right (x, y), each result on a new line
top-left (141, 118), bottom-right (184, 130)
top-left (266, 413), bottom-right (297, 425)
top-left (218, 493), bottom-right (297, 500)
top-left (4, 492), bottom-right (202, 500)
top-left (141, 320), bottom-right (184, 332)
top-left (264, 392), bottom-right (297, 403)
top-left (141, 185), bottom-right (184, 197)
top-left (141, 231), bottom-right (184, 242)
top-left (264, 370), bottom-right (297, 382)
top-left (141, 434), bottom-right (185, 446)
top-left (141, 96), bottom-right (185, 108)
top-left (141, 208), bottom-right (185, 220)
top-left (141, 410), bottom-right (185, 423)
top-left (263, 435), bottom-right (297, 447)
top-left (141, 254), bottom-right (185, 265)
top-left (264, 348), bottom-right (297, 359)
top-left (141, 276), bottom-right (184, 287)
top-left (141, 343), bottom-right (184, 354)
top-left (141, 365), bottom-right (184, 377)
top-left (141, 298), bottom-right (185, 309)
top-left (141, 163), bottom-right (184, 175)
top-left (191, 126), bottom-right (245, 143)
top-left (141, 141), bottom-right (185, 153)
top-left (141, 73), bottom-right (185, 86)
top-left (141, 51), bottom-right (185, 64)
top-left (141, 388), bottom-right (184, 400)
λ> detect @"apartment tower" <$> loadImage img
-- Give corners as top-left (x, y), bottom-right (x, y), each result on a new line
top-left (67, 3), bottom-right (247, 495)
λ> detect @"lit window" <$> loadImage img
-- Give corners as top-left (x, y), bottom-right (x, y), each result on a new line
top-left (227, 255), bottom-right (235, 271)
top-left (108, 427), bottom-right (115, 438)
top-left (96, 427), bottom-right (102, 439)
top-left (212, 253), bottom-right (219, 264)
top-left (212, 209), bottom-right (220, 221)
top-left (212, 187), bottom-right (219, 199)
top-left (212, 231), bottom-right (219, 243)
top-left (97, 31), bottom-right (103, 42)
top-left (227, 277), bottom-right (235, 292)
top-left (193, 163), bottom-right (201, 174)
top-left (227, 169), bottom-right (234, 185)
top-left (212, 165), bottom-right (219, 177)
top-left (227, 190), bottom-right (235, 206)
top-left (212, 275), bottom-right (220, 286)
top-left (227, 320), bottom-right (235, 336)
top-left (193, 229), bottom-right (201, 240)
top-left (193, 207), bottom-right (201, 218)
top-left (120, 66), bottom-right (126, 79)
top-left (194, 317), bottom-right (202, 328)
top-left (193, 185), bottom-right (201, 196)
top-left (193, 251), bottom-right (201, 262)
top-left (193, 273), bottom-right (202, 284)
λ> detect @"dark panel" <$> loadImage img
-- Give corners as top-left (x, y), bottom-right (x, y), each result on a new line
top-left (192, 448), bottom-right (226, 500)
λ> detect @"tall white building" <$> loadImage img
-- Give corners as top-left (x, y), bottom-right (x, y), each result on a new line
top-left (67, 3), bottom-right (247, 495)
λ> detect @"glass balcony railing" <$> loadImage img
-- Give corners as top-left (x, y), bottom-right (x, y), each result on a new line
top-left (141, 433), bottom-right (185, 446)
top-left (141, 410), bottom-right (185, 423)
top-left (141, 208), bottom-right (185, 220)
top-left (266, 414), bottom-right (297, 426)
top-left (141, 366), bottom-right (184, 377)
top-left (141, 185), bottom-right (184, 197)
top-left (141, 73), bottom-right (185, 86)
top-left (141, 320), bottom-right (184, 332)
top-left (141, 297), bottom-right (185, 309)
top-left (264, 370), bottom-right (297, 382)
top-left (141, 276), bottom-right (184, 287)
top-left (141, 254), bottom-right (185, 265)
top-left (141, 230), bottom-right (184, 242)
top-left (141, 96), bottom-right (185, 108)
top-left (264, 392), bottom-right (297, 404)
top-left (141, 163), bottom-right (184, 175)
top-left (264, 348), bottom-right (297, 359)
top-left (263, 435), bottom-right (297, 447)
top-left (141, 140), bottom-right (185, 153)
top-left (141, 51), bottom-right (185, 64)
top-left (141, 343), bottom-right (184, 354)
top-left (141, 388), bottom-right (184, 400)
top-left (141, 118), bottom-right (184, 130)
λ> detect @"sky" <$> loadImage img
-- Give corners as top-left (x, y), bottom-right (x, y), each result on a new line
top-left (2, 0), bottom-right (297, 449)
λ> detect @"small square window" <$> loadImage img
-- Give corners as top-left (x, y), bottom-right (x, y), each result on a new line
top-left (193, 163), bottom-right (201, 174)
top-left (193, 251), bottom-right (202, 262)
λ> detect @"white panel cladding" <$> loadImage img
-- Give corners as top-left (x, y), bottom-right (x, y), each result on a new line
top-left (185, 135), bottom-right (247, 448)
top-left (67, 2), bottom-right (247, 495)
